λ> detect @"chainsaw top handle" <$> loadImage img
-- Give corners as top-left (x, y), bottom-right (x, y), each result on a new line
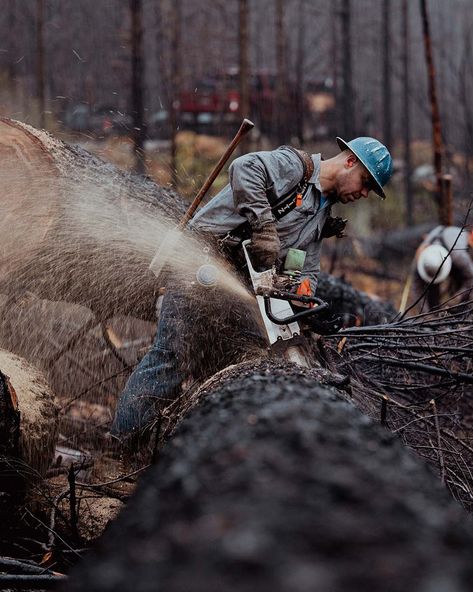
top-left (261, 292), bottom-right (328, 326)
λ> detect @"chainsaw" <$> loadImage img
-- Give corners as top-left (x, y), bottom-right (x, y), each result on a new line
top-left (241, 240), bottom-right (341, 367)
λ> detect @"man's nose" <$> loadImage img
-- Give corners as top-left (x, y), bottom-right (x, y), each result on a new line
top-left (361, 187), bottom-right (370, 198)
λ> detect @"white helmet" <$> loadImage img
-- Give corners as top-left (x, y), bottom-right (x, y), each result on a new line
top-left (417, 244), bottom-right (452, 284)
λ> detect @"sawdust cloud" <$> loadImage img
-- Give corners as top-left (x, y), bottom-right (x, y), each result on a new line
top-left (0, 165), bottom-right (251, 307)
top-left (0, 121), bottom-right (266, 486)
top-left (0, 144), bottom-right (263, 417)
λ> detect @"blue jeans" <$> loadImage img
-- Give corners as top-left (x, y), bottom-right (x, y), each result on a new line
top-left (111, 290), bottom-right (184, 436)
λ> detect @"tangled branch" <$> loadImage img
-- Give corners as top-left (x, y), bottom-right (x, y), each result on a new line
top-left (325, 298), bottom-right (473, 510)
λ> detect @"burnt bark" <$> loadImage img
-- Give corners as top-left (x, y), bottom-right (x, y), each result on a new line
top-left (420, 0), bottom-right (445, 222)
top-left (66, 364), bottom-right (473, 592)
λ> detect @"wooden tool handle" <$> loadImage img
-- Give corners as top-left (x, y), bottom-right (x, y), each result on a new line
top-left (179, 118), bottom-right (254, 228)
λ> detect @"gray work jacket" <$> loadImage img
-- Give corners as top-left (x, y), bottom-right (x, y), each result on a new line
top-left (189, 146), bottom-right (331, 291)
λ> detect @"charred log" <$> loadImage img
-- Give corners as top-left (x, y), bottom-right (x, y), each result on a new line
top-left (66, 363), bottom-right (473, 592)
top-left (0, 370), bottom-right (20, 500)
top-left (316, 271), bottom-right (397, 326)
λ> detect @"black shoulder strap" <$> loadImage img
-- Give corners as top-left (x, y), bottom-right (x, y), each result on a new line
top-left (282, 146), bottom-right (314, 183)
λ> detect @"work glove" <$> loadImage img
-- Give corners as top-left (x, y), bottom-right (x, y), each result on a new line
top-left (320, 216), bottom-right (348, 239)
top-left (250, 222), bottom-right (280, 271)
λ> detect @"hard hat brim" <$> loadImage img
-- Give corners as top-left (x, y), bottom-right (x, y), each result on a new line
top-left (416, 244), bottom-right (452, 284)
top-left (336, 137), bottom-right (386, 199)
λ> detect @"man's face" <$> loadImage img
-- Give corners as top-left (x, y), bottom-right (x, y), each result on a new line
top-left (333, 156), bottom-right (375, 204)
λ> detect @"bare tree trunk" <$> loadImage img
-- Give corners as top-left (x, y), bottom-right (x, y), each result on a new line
top-left (295, 0), bottom-right (306, 146)
top-left (36, 0), bottom-right (45, 129)
top-left (460, 28), bottom-right (473, 191)
top-left (419, 0), bottom-right (445, 224)
top-left (275, 0), bottom-right (288, 144)
top-left (170, 0), bottom-right (182, 188)
top-left (340, 0), bottom-right (353, 139)
top-left (130, 0), bottom-right (146, 174)
top-left (331, 1), bottom-right (341, 138)
top-left (382, 0), bottom-right (392, 149)
top-left (238, 0), bottom-right (250, 153)
top-left (402, 0), bottom-right (413, 226)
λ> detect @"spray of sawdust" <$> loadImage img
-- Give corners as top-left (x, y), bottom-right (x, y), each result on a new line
top-left (63, 175), bottom-right (252, 302)
top-left (0, 120), bottom-right (264, 426)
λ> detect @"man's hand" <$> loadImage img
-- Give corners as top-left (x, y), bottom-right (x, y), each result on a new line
top-left (250, 222), bottom-right (280, 270)
top-left (320, 216), bottom-right (348, 239)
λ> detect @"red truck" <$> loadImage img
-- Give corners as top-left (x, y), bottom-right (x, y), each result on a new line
top-left (176, 69), bottom-right (336, 140)
top-left (177, 69), bottom-right (270, 135)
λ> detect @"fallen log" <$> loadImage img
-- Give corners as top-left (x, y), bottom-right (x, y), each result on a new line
top-left (66, 362), bottom-right (473, 592)
top-left (0, 118), bottom-right (185, 322)
top-left (0, 349), bottom-right (57, 479)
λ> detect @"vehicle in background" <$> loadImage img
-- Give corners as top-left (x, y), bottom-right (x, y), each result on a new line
top-left (63, 74), bottom-right (337, 141)
top-left (172, 69), bottom-right (336, 140)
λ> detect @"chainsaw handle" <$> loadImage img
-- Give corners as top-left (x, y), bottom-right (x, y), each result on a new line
top-left (255, 286), bottom-right (325, 306)
top-left (263, 296), bottom-right (328, 326)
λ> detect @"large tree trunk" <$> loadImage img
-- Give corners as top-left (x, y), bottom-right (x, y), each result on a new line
top-left (0, 117), bottom-right (185, 323)
top-left (65, 363), bottom-right (473, 592)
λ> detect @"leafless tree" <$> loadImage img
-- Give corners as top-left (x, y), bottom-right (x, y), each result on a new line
top-left (274, 0), bottom-right (289, 144)
top-left (238, 0), bottom-right (250, 151)
top-left (36, 0), bottom-right (45, 128)
top-left (382, 0), bottom-right (392, 149)
top-left (420, 0), bottom-right (445, 223)
top-left (169, 0), bottom-right (182, 187)
top-left (340, 0), bottom-right (353, 139)
top-left (402, 0), bottom-right (413, 225)
top-left (130, 0), bottom-right (146, 174)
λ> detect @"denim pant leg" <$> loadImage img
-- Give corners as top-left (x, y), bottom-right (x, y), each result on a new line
top-left (111, 291), bottom-right (183, 436)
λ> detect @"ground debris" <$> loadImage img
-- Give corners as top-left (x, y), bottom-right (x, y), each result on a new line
top-left (325, 298), bottom-right (473, 511)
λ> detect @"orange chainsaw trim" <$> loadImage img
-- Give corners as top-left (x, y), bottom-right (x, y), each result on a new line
top-left (296, 278), bottom-right (315, 308)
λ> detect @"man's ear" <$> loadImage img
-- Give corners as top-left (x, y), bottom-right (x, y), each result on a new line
top-left (345, 153), bottom-right (357, 169)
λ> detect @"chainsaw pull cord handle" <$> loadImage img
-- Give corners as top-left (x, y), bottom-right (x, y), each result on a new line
top-left (179, 118), bottom-right (255, 229)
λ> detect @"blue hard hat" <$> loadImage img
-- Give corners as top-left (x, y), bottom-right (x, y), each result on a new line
top-left (336, 136), bottom-right (393, 199)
